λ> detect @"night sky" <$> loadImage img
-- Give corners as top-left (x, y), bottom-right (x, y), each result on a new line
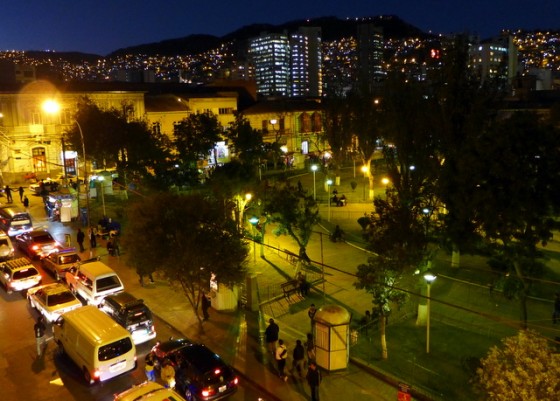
top-left (1, 0), bottom-right (559, 56)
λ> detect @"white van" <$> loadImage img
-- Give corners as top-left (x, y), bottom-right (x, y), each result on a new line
top-left (66, 259), bottom-right (124, 305)
top-left (53, 305), bottom-right (137, 384)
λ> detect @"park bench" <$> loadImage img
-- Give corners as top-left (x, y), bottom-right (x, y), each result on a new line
top-left (281, 279), bottom-right (300, 299)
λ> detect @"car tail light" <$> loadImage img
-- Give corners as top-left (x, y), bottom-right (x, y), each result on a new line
top-left (93, 369), bottom-right (101, 379)
top-left (32, 245), bottom-right (39, 251)
top-left (201, 387), bottom-right (216, 398)
top-left (214, 368), bottom-right (221, 375)
top-left (232, 377), bottom-right (239, 385)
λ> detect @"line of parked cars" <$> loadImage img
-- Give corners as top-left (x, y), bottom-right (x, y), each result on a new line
top-left (0, 205), bottom-right (238, 400)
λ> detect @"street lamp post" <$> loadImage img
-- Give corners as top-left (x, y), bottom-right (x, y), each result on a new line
top-left (326, 179), bottom-right (333, 222)
top-left (75, 120), bottom-right (91, 229)
top-left (361, 166), bottom-right (368, 201)
top-left (311, 164), bottom-right (318, 200)
top-left (424, 270), bottom-right (437, 353)
top-left (249, 216), bottom-right (259, 263)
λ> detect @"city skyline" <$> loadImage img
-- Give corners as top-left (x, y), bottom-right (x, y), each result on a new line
top-left (1, 0), bottom-right (559, 56)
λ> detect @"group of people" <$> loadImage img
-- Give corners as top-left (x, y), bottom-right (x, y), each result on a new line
top-left (2, 185), bottom-right (29, 210)
top-left (144, 352), bottom-right (176, 389)
top-left (265, 318), bottom-right (322, 400)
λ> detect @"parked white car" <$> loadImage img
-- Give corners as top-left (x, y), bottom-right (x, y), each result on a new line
top-left (27, 282), bottom-right (82, 322)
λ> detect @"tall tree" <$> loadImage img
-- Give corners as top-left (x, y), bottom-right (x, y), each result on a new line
top-left (471, 111), bottom-right (560, 327)
top-left (264, 180), bottom-right (320, 270)
top-left (173, 112), bottom-right (223, 185)
top-left (225, 114), bottom-right (265, 169)
top-left (121, 193), bottom-right (248, 329)
top-left (432, 35), bottom-right (501, 268)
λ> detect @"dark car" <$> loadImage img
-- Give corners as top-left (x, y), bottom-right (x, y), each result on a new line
top-left (151, 340), bottom-right (238, 401)
top-left (15, 229), bottom-right (60, 259)
top-left (100, 292), bottom-right (156, 345)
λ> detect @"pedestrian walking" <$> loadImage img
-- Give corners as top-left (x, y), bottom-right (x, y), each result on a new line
top-left (201, 291), bottom-right (211, 321)
top-left (34, 316), bottom-right (47, 357)
top-left (275, 339), bottom-right (288, 381)
top-left (265, 318), bottom-right (280, 354)
top-left (18, 186), bottom-right (24, 202)
top-left (22, 195), bottom-right (29, 212)
top-left (308, 303), bottom-right (317, 331)
top-left (305, 333), bottom-right (316, 364)
top-left (144, 352), bottom-right (157, 381)
top-left (5, 185), bottom-right (12, 203)
top-left (160, 359), bottom-right (176, 388)
top-left (76, 228), bottom-right (85, 252)
top-left (291, 339), bottom-right (306, 380)
top-left (306, 361), bottom-right (322, 401)
top-left (553, 292), bottom-right (560, 324)
top-left (89, 227), bottom-right (97, 249)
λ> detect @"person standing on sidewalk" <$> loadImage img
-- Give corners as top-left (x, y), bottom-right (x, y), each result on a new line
top-left (23, 195), bottom-right (29, 213)
top-left (305, 333), bottom-right (316, 364)
top-left (308, 304), bottom-right (317, 331)
top-left (34, 316), bottom-right (47, 357)
top-left (201, 291), bottom-right (211, 321)
top-left (291, 339), bottom-right (306, 380)
top-left (76, 228), bottom-right (85, 252)
top-left (265, 318), bottom-right (279, 354)
top-left (306, 361), bottom-right (322, 401)
top-left (89, 227), bottom-right (97, 249)
top-left (275, 339), bottom-right (288, 381)
top-left (5, 185), bottom-right (12, 203)
top-left (18, 186), bottom-right (24, 202)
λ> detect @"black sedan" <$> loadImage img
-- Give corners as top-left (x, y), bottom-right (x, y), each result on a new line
top-left (15, 229), bottom-right (61, 259)
top-left (151, 339), bottom-right (239, 401)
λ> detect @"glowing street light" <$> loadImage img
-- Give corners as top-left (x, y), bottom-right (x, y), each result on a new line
top-left (361, 166), bottom-right (368, 201)
top-left (249, 216), bottom-right (259, 263)
top-left (424, 270), bottom-right (437, 353)
top-left (326, 179), bottom-right (333, 222)
top-left (311, 164), bottom-right (318, 200)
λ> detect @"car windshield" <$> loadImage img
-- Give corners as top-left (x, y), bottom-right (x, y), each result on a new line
top-left (13, 268), bottom-right (39, 280)
top-left (33, 234), bottom-right (54, 243)
top-left (201, 364), bottom-right (233, 385)
top-left (97, 276), bottom-right (122, 291)
top-left (47, 291), bottom-right (76, 306)
top-left (59, 254), bottom-right (79, 264)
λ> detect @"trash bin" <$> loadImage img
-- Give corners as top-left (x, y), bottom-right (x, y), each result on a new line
top-left (313, 304), bottom-right (351, 371)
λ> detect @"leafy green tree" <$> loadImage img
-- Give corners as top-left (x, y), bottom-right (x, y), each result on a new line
top-left (355, 255), bottom-right (407, 360)
top-left (173, 112), bottom-right (223, 185)
top-left (470, 111), bottom-right (560, 327)
top-left (476, 330), bottom-right (560, 400)
top-left (225, 114), bottom-right (265, 169)
top-left (264, 180), bottom-right (320, 270)
top-left (65, 98), bottom-right (172, 189)
top-left (121, 193), bottom-right (248, 329)
top-left (432, 35), bottom-right (502, 267)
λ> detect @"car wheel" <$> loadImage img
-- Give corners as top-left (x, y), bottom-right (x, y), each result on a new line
top-left (83, 368), bottom-right (94, 385)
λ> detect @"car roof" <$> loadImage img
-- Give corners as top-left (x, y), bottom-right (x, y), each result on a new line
top-left (32, 283), bottom-right (71, 295)
top-left (27, 229), bottom-right (53, 237)
top-left (105, 292), bottom-right (145, 308)
top-left (114, 381), bottom-right (185, 401)
top-left (156, 338), bottom-right (192, 354)
top-left (175, 343), bottom-right (227, 372)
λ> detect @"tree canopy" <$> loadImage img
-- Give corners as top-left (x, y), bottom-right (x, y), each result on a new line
top-left (121, 193), bottom-right (248, 325)
top-left (476, 330), bottom-right (560, 400)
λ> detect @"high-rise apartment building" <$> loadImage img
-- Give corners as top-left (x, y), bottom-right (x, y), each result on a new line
top-left (356, 24), bottom-right (385, 91)
top-left (249, 27), bottom-right (323, 98)
top-left (469, 33), bottom-right (518, 86)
